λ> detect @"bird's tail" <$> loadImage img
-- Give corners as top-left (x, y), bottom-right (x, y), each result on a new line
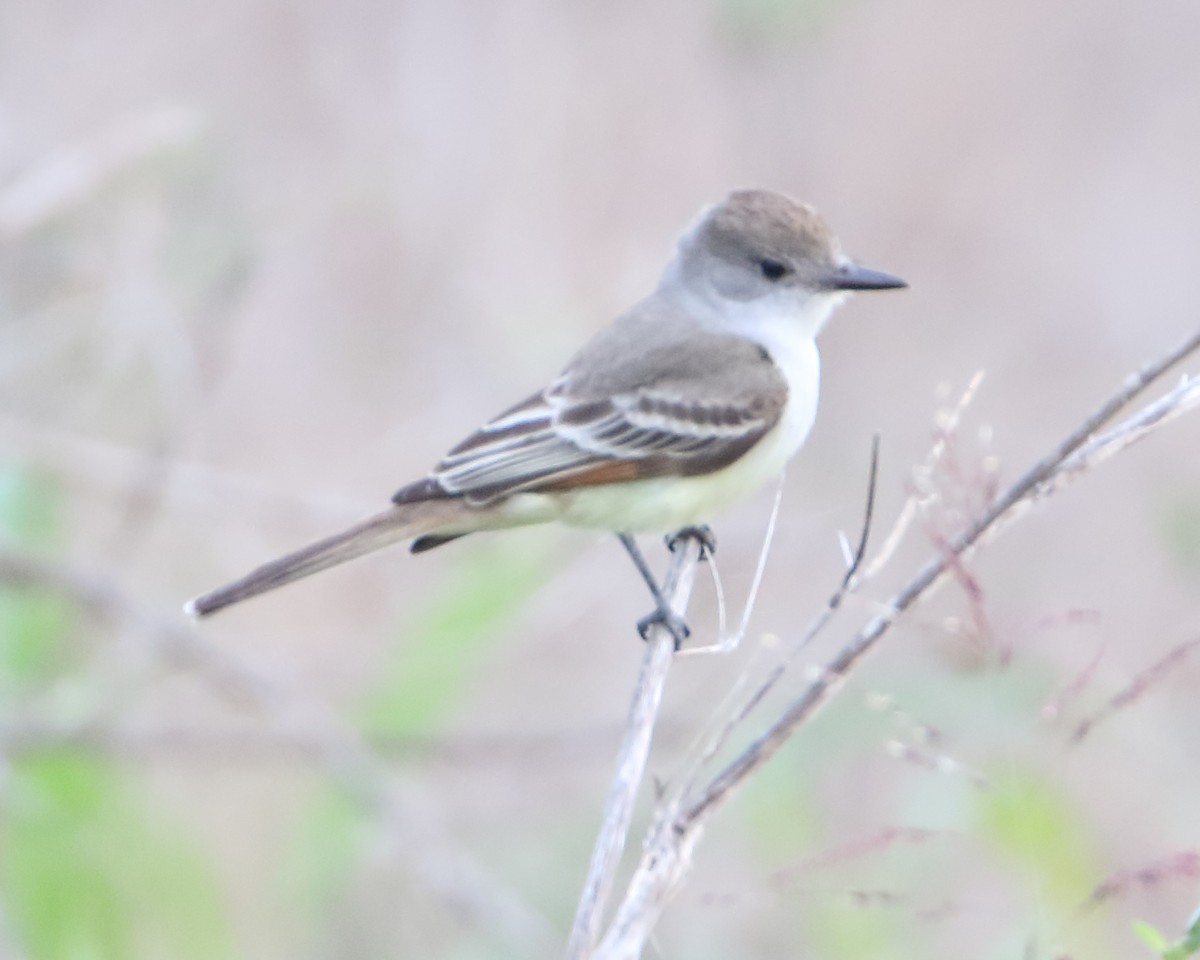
top-left (184, 501), bottom-right (464, 618)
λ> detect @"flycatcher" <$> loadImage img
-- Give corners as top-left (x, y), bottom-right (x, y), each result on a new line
top-left (186, 189), bottom-right (905, 632)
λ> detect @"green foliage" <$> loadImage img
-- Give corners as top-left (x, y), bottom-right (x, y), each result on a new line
top-left (287, 536), bottom-right (549, 931)
top-left (739, 753), bottom-right (820, 856)
top-left (0, 464), bottom-right (71, 689)
top-left (360, 533), bottom-right (550, 737)
top-left (0, 461), bottom-right (232, 960)
top-left (1135, 921), bottom-right (1170, 952)
top-left (806, 894), bottom-right (899, 960)
top-left (2, 752), bottom-right (233, 960)
top-left (0, 584), bottom-right (71, 690)
top-left (975, 771), bottom-right (1096, 908)
top-left (0, 464), bottom-right (61, 546)
top-left (1135, 904), bottom-right (1200, 959)
top-left (284, 783), bottom-right (369, 914)
top-left (1158, 496), bottom-right (1200, 573)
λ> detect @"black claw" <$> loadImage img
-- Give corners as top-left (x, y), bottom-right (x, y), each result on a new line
top-left (665, 525), bottom-right (717, 559)
top-left (618, 531), bottom-right (694, 649)
top-left (637, 605), bottom-right (691, 649)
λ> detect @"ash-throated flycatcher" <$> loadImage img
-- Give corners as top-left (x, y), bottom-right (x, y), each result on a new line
top-left (185, 189), bottom-right (905, 628)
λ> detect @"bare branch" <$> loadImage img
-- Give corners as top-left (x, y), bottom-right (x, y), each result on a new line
top-left (688, 330), bottom-right (1200, 827)
top-left (1071, 634), bottom-right (1200, 743)
top-left (567, 537), bottom-right (705, 960)
top-left (684, 435), bottom-right (880, 781)
top-left (681, 468), bottom-right (787, 656)
top-left (1045, 373), bottom-right (1200, 489)
top-left (862, 371), bottom-right (986, 580)
top-left (591, 327), bottom-right (1200, 959)
top-left (1084, 849), bottom-right (1200, 908)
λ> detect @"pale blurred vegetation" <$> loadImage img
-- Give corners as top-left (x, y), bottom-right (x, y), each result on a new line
top-left (1, 0), bottom-right (1199, 958)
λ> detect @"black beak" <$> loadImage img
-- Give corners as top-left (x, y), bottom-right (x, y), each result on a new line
top-left (824, 262), bottom-right (907, 291)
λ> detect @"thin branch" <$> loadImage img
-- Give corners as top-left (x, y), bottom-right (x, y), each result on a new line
top-left (679, 435), bottom-right (880, 785)
top-left (566, 536), bottom-right (705, 960)
top-left (1045, 373), bottom-right (1200, 489)
top-left (840, 433), bottom-right (880, 593)
top-left (680, 466), bottom-right (787, 657)
top-left (946, 331), bottom-right (1200, 554)
top-left (862, 371), bottom-right (986, 580)
top-left (687, 331), bottom-right (1200, 827)
top-left (1071, 634), bottom-right (1200, 743)
top-left (1084, 849), bottom-right (1200, 908)
top-left (591, 327), bottom-right (1200, 960)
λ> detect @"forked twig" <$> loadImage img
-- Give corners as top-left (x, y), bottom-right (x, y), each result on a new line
top-left (1071, 634), bottom-right (1200, 743)
top-left (685, 435), bottom-right (881, 778)
top-left (589, 327), bottom-right (1200, 960)
top-left (687, 334), bottom-right (1200, 824)
top-left (679, 466), bottom-right (788, 657)
top-left (566, 535), bottom-right (705, 959)
top-left (570, 442), bottom-right (878, 955)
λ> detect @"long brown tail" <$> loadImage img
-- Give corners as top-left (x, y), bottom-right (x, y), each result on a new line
top-left (184, 501), bottom-right (463, 618)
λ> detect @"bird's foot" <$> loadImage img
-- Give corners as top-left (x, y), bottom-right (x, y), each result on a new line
top-left (666, 524), bottom-right (717, 559)
top-left (637, 603), bottom-right (691, 650)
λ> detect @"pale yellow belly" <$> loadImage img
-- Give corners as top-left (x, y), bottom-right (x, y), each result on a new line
top-left (485, 333), bottom-right (821, 534)
top-left (552, 416), bottom-right (810, 531)
top-left (498, 380), bottom-right (818, 533)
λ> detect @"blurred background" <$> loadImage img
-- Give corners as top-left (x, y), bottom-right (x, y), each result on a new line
top-left (2, 0), bottom-right (1199, 957)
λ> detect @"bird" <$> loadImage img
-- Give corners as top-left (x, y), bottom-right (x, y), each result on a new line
top-left (185, 189), bottom-right (906, 639)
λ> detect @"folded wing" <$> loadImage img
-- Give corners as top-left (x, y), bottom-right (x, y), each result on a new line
top-left (394, 332), bottom-right (789, 507)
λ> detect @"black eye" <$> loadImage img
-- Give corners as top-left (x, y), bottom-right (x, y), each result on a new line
top-left (758, 258), bottom-right (790, 281)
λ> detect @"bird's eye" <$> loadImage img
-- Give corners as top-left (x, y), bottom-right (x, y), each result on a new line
top-left (758, 258), bottom-right (790, 281)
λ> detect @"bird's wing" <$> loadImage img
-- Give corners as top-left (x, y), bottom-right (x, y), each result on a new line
top-left (393, 328), bottom-right (790, 506)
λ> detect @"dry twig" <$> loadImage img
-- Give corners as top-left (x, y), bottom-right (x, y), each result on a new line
top-left (567, 536), bottom-right (705, 960)
top-left (1071, 635), bottom-right (1200, 743)
top-left (586, 328), bottom-right (1200, 959)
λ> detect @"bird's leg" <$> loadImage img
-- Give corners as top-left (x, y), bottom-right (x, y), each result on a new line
top-left (665, 524), bottom-right (717, 559)
top-left (617, 533), bottom-right (690, 648)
